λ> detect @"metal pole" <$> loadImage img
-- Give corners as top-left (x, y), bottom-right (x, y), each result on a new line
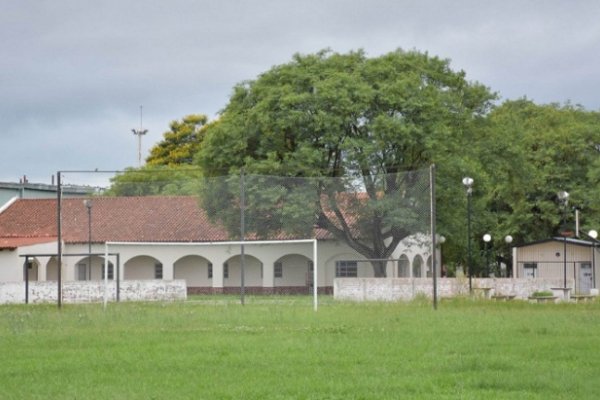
top-left (430, 165), bottom-right (438, 310)
top-left (57, 171), bottom-right (62, 308)
top-left (24, 256), bottom-right (29, 304)
top-left (87, 201), bottom-right (92, 280)
top-left (116, 253), bottom-right (121, 302)
top-left (593, 243), bottom-right (596, 289)
top-left (104, 243), bottom-right (108, 309)
top-left (467, 188), bottom-right (473, 293)
top-left (240, 169), bottom-right (246, 305)
top-left (564, 236), bottom-right (567, 289)
top-left (313, 239), bottom-right (318, 312)
top-left (486, 242), bottom-right (490, 277)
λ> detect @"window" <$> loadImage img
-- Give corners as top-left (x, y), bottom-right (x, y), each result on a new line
top-left (101, 264), bottom-right (114, 280)
top-left (77, 263), bottom-right (87, 281)
top-left (223, 262), bottom-right (229, 279)
top-left (523, 263), bottom-right (537, 278)
top-left (155, 263), bottom-right (163, 279)
top-left (208, 263), bottom-right (213, 279)
top-left (336, 261), bottom-right (357, 277)
top-left (274, 261), bottom-right (283, 278)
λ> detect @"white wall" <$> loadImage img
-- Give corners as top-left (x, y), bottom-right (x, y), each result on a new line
top-left (334, 277), bottom-right (572, 301)
top-left (0, 280), bottom-right (187, 304)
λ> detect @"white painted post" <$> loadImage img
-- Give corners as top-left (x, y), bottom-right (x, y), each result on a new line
top-left (104, 243), bottom-right (108, 310)
top-left (313, 239), bottom-right (318, 312)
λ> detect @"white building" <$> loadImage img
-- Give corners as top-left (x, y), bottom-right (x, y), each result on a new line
top-left (0, 196), bottom-right (436, 295)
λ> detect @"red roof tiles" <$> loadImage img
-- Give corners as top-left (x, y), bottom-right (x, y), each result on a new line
top-left (0, 196), bottom-right (328, 249)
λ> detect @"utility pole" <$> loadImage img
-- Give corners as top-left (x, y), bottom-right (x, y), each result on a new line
top-left (131, 105), bottom-right (148, 167)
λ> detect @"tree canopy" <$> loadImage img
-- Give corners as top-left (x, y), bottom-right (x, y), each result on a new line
top-left (104, 48), bottom-right (600, 278)
top-left (106, 114), bottom-right (211, 196)
top-left (197, 49), bottom-right (496, 276)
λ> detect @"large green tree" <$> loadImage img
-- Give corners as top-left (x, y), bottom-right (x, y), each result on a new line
top-left (481, 99), bottom-right (600, 244)
top-left (106, 114), bottom-right (212, 196)
top-left (198, 49), bottom-right (495, 276)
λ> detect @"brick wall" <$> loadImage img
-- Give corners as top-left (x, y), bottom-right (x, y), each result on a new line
top-left (0, 280), bottom-right (187, 304)
top-left (334, 277), bottom-right (573, 301)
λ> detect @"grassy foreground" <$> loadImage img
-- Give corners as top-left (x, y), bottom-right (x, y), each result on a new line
top-left (1, 297), bottom-right (600, 399)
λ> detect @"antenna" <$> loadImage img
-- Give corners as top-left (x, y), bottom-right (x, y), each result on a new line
top-left (131, 105), bottom-right (148, 167)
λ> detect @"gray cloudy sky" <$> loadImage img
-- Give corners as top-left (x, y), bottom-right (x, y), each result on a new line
top-left (2, 0), bottom-right (599, 185)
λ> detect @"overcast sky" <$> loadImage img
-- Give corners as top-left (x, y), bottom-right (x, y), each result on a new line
top-left (2, 0), bottom-right (599, 185)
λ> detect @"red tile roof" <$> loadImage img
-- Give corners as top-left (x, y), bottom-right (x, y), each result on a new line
top-left (0, 237), bottom-right (56, 250)
top-left (0, 196), bottom-right (329, 248)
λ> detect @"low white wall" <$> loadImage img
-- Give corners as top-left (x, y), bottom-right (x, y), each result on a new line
top-left (334, 277), bottom-right (573, 301)
top-left (0, 280), bottom-right (187, 304)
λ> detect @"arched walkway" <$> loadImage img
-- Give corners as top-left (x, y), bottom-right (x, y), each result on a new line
top-left (398, 254), bottom-right (410, 277)
top-left (273, 254), bottom-right (312, 287)
top-left (412, 255), bottom-right (423, 278)
top-left (125, 255), bottom-right (162, 280)
top-left (174, 255), bottom-right (212, 288)
top-left (223, 254), bottom-right (262, 287)
top-left (73, 255), bottom-right (115, 281)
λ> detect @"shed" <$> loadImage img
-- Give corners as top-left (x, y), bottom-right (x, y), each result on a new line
top-left (512, 237), bottom-right (598, 294)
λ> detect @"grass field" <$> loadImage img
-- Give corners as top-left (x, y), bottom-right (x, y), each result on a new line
top-left (1, 296), bottom-right (600, 399)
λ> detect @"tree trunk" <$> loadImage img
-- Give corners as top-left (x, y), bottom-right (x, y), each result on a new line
top-left (371, 260), bottom-right (387, 277)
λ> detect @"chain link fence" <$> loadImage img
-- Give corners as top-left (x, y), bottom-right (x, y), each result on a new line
top-left (48, 168), bottom-right (433, 303)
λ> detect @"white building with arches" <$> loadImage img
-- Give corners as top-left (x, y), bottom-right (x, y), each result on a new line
top-left (0, 196), bottom-right (437, 295)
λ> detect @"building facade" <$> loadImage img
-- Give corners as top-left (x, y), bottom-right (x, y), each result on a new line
top-left (512, 237), bottom-right (599, 294)
top-left (0, 197), bottom-right (437, 295)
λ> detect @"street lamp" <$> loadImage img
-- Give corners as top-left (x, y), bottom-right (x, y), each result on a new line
top-left (557, 191), bottom-right (569, 288)
top-left (504, 235), bottom-right (513, 277)
top-left (83, 199), bottom-right (92, 281)
top-left (483, 233), bottom-right (492, 277)
top-left (462, 177), bottom-right (474, 292)
top-left (589, 230), bottom-right (598, 289)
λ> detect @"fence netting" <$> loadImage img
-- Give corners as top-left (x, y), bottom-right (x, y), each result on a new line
top-left (57, 168), bottom-right (433, 298)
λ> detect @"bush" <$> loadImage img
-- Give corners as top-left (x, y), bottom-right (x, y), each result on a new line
top-left (531, 290), bottom-right (554, 298)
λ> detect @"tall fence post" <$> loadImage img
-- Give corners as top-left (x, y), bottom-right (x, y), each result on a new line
top-left (240, 169), bottom-right (246, 305)
top-left (57, 171), bottom-right (62, 308)
top-left (430, 164), bottom-right (438, 310)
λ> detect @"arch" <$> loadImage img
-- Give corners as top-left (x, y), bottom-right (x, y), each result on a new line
top-left (398, 254), bottom-right (410, 277)
top-left (24, 258), bottom-right (39, 281)
top-left (273, 253), bottom-right (312, 287)
top-left (73, 255), bottom-right (115, 281)
top-left (223, 254), bottom-right (262, 287)
top-left (174, 255), bottom-right (213, 287)
top-left (412, 255), bottom-right (423, 278)
top-left (426, 255), bottom-right (433, 277)
top-left (47, 257), bottom-right (59, 281)
top-left (124, 255), bottom-right (162, 280)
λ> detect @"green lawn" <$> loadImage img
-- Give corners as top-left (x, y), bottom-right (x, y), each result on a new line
top-left (1, 297), bottom-right (599, 399)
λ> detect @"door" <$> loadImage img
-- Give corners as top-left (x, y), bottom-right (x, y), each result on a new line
top-left (579, 263), bottom-right (593, 294)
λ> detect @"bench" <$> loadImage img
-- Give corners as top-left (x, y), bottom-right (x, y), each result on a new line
top-left (528, 296), bottom-right (557, 303)
top-left (491, 295), bottom-right (516, 301)
top-left (571, 294), bottom-right (595, 303)
top-left (473, 287), bottom-right (493, 299)
top-left (550, 287), bottom-right (572, 301)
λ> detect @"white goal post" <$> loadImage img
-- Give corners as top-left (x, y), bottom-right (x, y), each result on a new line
top-left (104, 239), bottom-right (319, 311)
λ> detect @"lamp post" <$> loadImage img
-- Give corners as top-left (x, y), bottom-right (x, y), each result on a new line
top-left (557, 190), bottom-right (569, 288)
top-left (84, 199), bottom-right (92, 281)
top-left (462, 177), bottom-right (474, 292)
top-left (483, 233), bottom-right (491, 277)
top-left (504, 235), bottom-right (513, 277)
top-left (589, 230), bottom-right (597, 289)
